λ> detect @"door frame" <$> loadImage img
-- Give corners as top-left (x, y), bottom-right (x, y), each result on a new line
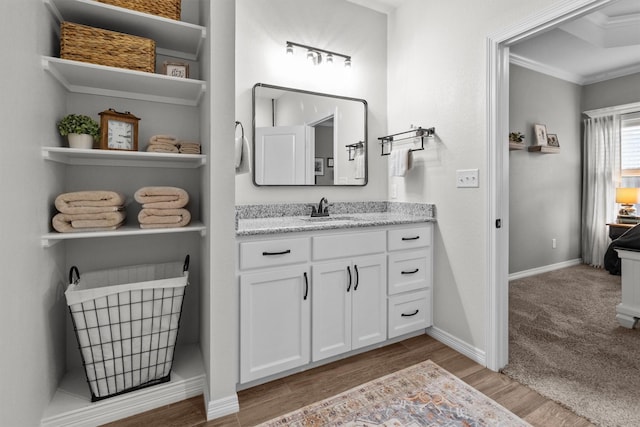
top-left (485, 0), bottom-right (615, 371)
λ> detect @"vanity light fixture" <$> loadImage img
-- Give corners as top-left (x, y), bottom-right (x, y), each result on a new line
top-left (286, 41), bottom-right (351, 68)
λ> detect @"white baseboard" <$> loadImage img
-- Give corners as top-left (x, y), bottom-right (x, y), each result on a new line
top-left (509, 258), bottom-right (583, 281)
top-left (204, 389), bottom-right (239, 421)
top-left (427, 326), bottom-right (486, 367)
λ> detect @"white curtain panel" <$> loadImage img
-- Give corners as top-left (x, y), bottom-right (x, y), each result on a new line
top-left (581, 115), bottom-right (620, 267)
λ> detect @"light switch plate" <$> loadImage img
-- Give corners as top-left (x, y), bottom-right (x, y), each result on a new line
top-left (456, 169), bottom-right (479, 188)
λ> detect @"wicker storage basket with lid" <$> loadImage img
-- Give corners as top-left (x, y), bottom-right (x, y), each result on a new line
top-left (96, 0), bottom-right (181, 20)
top-left (60, 21), bottom-right (156, 73)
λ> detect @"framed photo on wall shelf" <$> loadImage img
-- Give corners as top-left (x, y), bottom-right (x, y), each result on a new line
top-left (327, 157), bottom-right (334, 168)
top-left (547, 134), bottom-right (559, 147)
top-left (533, 123), bottom-right (548, 146)
top-left (162, 61), bottom-right (189, 78)
top-left (314, 158), bottom-right (324, 176)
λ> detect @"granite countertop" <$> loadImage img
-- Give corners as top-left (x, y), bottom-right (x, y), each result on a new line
top-left (236, 202), bottom-right (436, 236)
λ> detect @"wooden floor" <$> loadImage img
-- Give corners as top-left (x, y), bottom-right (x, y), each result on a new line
top-left (103, 335), bottom-right (594, 427)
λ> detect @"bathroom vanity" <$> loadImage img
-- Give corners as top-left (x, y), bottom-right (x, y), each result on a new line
top-left (236, 203), bottom-right (435, 385)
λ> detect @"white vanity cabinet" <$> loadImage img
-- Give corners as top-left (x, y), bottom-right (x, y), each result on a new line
top-left (237, 222), bottom-right (433, 385)
top-left (238, 237), bottom-right (311, 383)
top-left (387, 225), bottom-right (433, 338)
top-left (311, 253), bottom-right (387, 361)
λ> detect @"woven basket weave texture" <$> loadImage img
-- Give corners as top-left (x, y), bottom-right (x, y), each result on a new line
top-left (96, 0), bottom-right (181, 20)
top-left (60, 22), bottom-right (156, 73)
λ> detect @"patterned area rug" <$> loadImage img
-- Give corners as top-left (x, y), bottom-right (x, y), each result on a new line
top-left (257, 360), bottom-right (530, 426)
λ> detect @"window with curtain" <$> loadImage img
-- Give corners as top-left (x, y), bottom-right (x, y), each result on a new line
top-left (620, 112), bottom-right (640, 213)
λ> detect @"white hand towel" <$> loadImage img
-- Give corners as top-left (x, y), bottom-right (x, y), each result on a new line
top-left (389, 147), bottom-right (413, 177)
top-left (355, 151), bottom-right (365, 179)
top-left (236, 135), bottom-right (251, 175)
top-left (234, 134), bottom-right (243, 168)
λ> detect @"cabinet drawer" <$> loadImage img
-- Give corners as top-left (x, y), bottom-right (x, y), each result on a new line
top-left (388, 249), bottom-right (430, 295)
top-left (387, 225), bottom-right (431, 252)
top-left (312, 230), bottom-right (385, 261)
top-left (388, 290), bottom-right (431, 339)
top-left (239, 237), bottom-right (310, 270)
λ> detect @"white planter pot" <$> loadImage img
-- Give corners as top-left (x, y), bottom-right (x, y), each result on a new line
top-left (68, 133), bottom-right (94, 149)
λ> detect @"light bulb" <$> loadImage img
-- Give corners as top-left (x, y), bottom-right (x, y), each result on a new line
top-left (286, 44), bottom-right (293, 56)
top-left (307, 50), bottom-right (315, 63)
top-left (344, 57), bottom-right (351, 68)
top-left (326, 54), bottom-right (333, 65)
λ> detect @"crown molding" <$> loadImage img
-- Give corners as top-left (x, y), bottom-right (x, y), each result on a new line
top-left (510, 52), bottom-right (640, 86)
top-left (509, 53), bottom-right (585, 85)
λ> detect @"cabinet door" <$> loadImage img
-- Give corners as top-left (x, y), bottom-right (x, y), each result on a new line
top-left (351, 254), bottom-right (387, 350)
top-left (240, 266), bottom-right (310, 383)
top-left (312, 260), bottom-right (352, 362)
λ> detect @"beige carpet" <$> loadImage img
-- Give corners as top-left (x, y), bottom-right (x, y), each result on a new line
top-left (502, 264), bottom-right (640, 427)
top-left (257, 360), bottom-right (529, 426)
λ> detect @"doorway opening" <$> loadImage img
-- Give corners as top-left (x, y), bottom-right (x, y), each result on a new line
top-left (486, 0), bottom-right (618, 371)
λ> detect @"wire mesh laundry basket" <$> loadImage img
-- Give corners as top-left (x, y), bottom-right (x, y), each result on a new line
top-left (65, 255), bottom-right (190, 402)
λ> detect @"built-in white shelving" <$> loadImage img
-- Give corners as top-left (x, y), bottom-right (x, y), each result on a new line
top-left (42, 57), bottom-right (206, 106)
top-left (40, 344), bottom-right (205, 427)
top-left (40, 0), bottom-right (210, 423)
top-left (41, 222), bottom-right (207, 248)
top-left (44, 0), bottom-right (206, 60)
top-left (42, 146), bottom-right (206, 168)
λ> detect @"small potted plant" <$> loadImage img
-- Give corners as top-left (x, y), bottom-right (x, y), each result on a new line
top-left (57, 114), bottom-right (100, 149)
top-left (509, 132), bottom-right (525, 143)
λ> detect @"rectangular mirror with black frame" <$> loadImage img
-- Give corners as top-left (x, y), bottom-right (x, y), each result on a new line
top-left (252, 83), bottom-right (367, 186)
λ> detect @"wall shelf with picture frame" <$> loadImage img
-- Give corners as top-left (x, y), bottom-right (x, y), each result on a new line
top-left (528, 123), bottom-right (560, 154)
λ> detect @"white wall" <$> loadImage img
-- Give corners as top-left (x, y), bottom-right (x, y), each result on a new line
top-left (387, 0), bottom-right (557, 352)
top-left (509, 65), bottom-right (582, 273)
top-left (203, 0), bottom-right (238, 409)
top-left (235, 0), bottom-right (387, 204)
top-left (0, 1), bottom-right (67, 425)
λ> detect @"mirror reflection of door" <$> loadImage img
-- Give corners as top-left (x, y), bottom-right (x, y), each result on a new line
top-left (309, 115), bottom-right (335, 185)
top-left (255, 125), bottom-right (314, 185)
top-left (252, 83), bottom-right (367, 186)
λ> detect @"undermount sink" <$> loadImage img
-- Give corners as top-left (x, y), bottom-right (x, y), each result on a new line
top-left (302, 215), bottom-right (357, 222)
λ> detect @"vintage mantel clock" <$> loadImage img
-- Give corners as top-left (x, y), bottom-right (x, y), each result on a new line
top-left (99, 108), bottom-right (140, 151)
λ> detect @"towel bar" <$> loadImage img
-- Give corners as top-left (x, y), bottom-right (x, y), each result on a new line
top-left (379, 126), bottom-right (435, 156)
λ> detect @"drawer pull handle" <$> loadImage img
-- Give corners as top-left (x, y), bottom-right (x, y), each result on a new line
top-left (401, 268), bottom-right (419, 275)
top-left (303, 272), bottom-right (309, 300)
top-left (354, 265), bottom-right (360, 291)
top-left (402, 236), bottom-right (420, 241)
top-left (262, 249), bottom-right (291, 256)
top-left (347, 266), bottom-right (352, 292)
top-left (401, 309), bottom-right (419, 317)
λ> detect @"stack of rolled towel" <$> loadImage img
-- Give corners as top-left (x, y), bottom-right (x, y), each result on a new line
top-left (178, 140), bottom-right (201, 154)
top-left (147, 135), bottom-right (179, 153)
top-left (134, 186), bottom-right (191, 229)
top-left (52, 191), bottom-right (126, 233)
top-left (146, 135), bottom-right (201, 154)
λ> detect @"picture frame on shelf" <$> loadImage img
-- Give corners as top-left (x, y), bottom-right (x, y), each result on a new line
top-left (533, 123), bottom-right (547, 146)
top-left (162, 61), bottom-right (189, 78)
top-left (547, 133), bottom-right (559, 147)
top-left (314, 158), bottom-right (324, 176)
top-left (327, 157), bottom-right (334, 168)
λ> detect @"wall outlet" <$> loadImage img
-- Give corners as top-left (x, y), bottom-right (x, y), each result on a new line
top-left (552, 238), bottom-right (557, 249)
top-left (456, 169), bottom-right (479, 188)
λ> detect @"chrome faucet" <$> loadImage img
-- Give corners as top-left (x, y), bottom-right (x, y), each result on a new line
top-left (311, 197), bottom-right (330, 217)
